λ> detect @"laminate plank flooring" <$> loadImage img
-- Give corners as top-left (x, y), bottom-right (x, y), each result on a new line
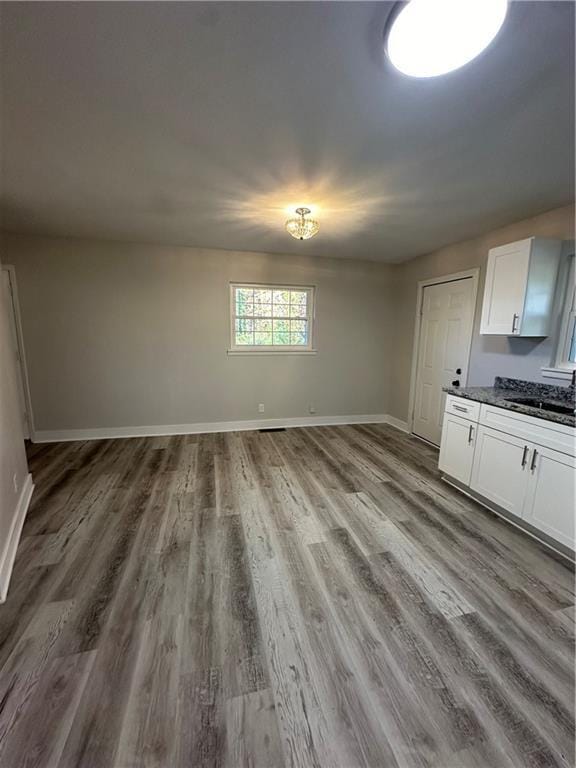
top-left (1, 424), bottom-right (574, 767)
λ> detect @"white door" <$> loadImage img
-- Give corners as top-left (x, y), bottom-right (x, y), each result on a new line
top-left (438, 413), bottom-right (476, 485)
top-left (412, 278), bottom-right (476, 445)
top-left (1, 268), bottom-right (30, 439)
top-left (523, 446), bottom-right (576, 549)
top-left (470, 425), bottom-right (530, 518)
top-left (480, 239), bottom-right (531, 335)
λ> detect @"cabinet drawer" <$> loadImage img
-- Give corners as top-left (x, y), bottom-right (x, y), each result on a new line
top-left (479, 404), bottom-right (575, 457)
top-left (445, 395), bottom-right (480, 423)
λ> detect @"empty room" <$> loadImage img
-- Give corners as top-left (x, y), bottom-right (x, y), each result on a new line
top-left (0, 1), bottom-right (575, 766)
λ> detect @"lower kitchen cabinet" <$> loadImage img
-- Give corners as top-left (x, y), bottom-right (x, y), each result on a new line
top-left (438, 413), bottom-right (476, 485)
top-left (470, 425), bottom-right (530, 518)
top-left (523, 446), bottom-right (576, 549)
top-left (439, 397), bottom-right (575, 553)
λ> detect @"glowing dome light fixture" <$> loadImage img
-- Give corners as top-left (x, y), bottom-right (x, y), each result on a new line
top-left (386, 0), bottom-right (508, 78)
top-left (285, 207), bottom-right (319, 241)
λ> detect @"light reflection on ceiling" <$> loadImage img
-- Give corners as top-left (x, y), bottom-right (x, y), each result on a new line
top-left (217, 172), bottom-right (393, 241)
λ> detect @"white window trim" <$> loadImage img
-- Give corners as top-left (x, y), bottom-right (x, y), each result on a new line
top-left (228, 282), bottom-right (317, 354)
top-left (542, 254), bottom-right (576, 380)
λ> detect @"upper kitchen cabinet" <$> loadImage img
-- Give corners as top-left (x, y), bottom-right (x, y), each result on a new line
top-left (480, 238), bottom-right (562, 336)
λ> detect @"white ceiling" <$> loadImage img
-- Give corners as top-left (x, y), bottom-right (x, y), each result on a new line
top-left (0, 1), bottom-right (574, 263)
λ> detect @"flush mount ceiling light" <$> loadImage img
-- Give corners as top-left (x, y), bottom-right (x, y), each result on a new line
top-left (285, 207), bottom-right (319, 240)
top-left (386, 0), bottom-right (508, 78)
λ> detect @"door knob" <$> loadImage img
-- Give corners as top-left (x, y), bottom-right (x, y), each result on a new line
top-left (451, 380), bottom-right (460, 387)
top-left (456, 368), bottom-right (462, 375)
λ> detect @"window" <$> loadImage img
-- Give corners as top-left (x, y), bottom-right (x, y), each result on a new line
top-left (556, 256), bottom-right (576, 369)
top-left (230, 284), bottom-right (315, 353)
top-left (544, 255), bottom-right (576, 379)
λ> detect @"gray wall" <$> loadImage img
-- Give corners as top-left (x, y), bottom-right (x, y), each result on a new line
top-left (2, 233), bottom-right (393, 433)
top-left (0, 253), bottom-right (29, 563)
top-left (3, 203), bottom-right (573, 436)
top-left (389, 204), bottom-right (575, 422)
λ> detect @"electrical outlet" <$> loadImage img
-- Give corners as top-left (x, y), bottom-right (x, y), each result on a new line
top-left (258, 403), bottom-right (265, 413)
top-left (309, 404), bottom-right (316, 414)
top-left (13, 474), bottom-right (18, 493)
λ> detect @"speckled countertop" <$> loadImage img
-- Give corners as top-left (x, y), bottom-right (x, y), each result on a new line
top-left (443, 377), bottom-right (576, 428)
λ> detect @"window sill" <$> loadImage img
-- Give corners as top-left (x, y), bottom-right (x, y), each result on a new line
top-left (541, 366), bottom-right (575, 381)
top-left (227, 349), bottom-right (317, 356)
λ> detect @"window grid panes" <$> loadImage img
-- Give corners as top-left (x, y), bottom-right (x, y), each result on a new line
top-left (558, 257), bottom-right (576, 368)
top-left (232, 285), bottom-right (313, 349)
top-left (568, 314), bottom-right (576, 363)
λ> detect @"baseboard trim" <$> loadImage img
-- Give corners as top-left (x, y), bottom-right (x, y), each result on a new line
top-left (383, 415), bottom-right (409, 433)
top-left (32, 413), bottom-right (409, 443)
top-left (0, 473), bottom-right (34, 603)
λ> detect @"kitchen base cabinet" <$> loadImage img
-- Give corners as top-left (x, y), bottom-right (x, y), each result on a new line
top-left (439, 396), bottom-right (575, 556)
top-left (524, 446), bottom-right (576, 549)
top-left (438, 413), bottom-right (476, 486)
top-left (470, 425), bottom-right (530, 518)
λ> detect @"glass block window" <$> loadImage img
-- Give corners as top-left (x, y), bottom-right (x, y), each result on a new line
top-left (230, 284), bottom-right (315, 351)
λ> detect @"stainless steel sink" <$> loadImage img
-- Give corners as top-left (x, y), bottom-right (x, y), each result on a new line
top-left (504, 397), bottom-right (574, 416)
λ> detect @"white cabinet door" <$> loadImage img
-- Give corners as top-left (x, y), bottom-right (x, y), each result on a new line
top-left (439, 413), bottom-right (476, 485)
top-left (523, 446), bottom-right (576, 549)
top-left (480, 239), bottom-right (531, 335)
top-left (470, 425), bottom-right (530, 518)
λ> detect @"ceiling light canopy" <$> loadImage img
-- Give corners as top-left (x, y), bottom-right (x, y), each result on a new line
top-left (285, 207), bottom-right (319, 240)
top-left (386, 0), bottom-right (508, 78)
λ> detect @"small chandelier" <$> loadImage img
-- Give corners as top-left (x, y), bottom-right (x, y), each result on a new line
top-left (285, 207), bottom-right (319, 240)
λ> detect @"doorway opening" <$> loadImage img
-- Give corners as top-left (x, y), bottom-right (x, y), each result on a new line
top-left (1, 265), bottom-right (33, 440)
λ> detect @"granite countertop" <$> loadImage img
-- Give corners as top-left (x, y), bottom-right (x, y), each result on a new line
top-left (443, 377), bottom-right (576, 428)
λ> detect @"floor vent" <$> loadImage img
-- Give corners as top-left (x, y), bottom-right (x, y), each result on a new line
top-left (258, 427), bottom-right (287, 433)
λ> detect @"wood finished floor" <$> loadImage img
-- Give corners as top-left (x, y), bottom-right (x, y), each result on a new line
top-left (0, 424), bottom-right (574, 768)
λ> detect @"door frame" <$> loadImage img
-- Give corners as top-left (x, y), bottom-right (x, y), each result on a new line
top-left (407, 268), bottom-right (480, 437)
top-left (2, 265), bottom-right (34, 439)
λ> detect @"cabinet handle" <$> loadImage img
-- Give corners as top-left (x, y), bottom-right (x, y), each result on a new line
top-left (521, 445), bottom-right (529, 467)
top-left (468, 425), bottom-right (474, 444)
top-left (530, 449), bottom-right (538, 472)
top-left (453, 404), bottom-right (468, 413)
top-left (511, 313), bottom-right (519, 333)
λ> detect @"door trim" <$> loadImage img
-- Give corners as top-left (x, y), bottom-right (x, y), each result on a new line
top-left (2, 265), bottom-right (34, 439)
top-left (407, 268), bottom-right (480, 437)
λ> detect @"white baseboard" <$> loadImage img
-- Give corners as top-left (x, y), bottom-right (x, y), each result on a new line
top-left (383, 415), bottom-right (409, 433)
top-left (32, 413), bottom-right (410, 443)
top-left (0, 473), bottom-right (34, 603)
